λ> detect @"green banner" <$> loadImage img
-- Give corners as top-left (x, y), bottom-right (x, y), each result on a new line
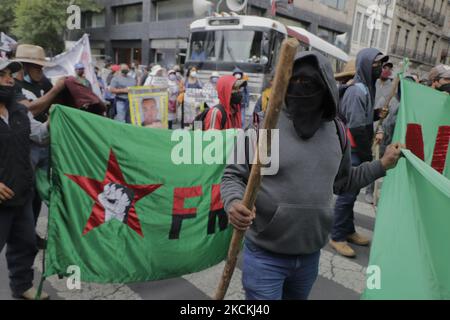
top-left (44, 106), bottom-right (235, 283)
top-left (363, 80), bottom-right (450, 299)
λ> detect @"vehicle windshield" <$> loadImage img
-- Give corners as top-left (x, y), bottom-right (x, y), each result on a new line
top-left (189, 30), bottom-right (269, 64)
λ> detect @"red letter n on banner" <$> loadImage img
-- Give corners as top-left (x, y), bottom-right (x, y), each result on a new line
top-left (169, 186), bottom-right (202, 240)
top-left (431, 126), bottom-right (450, 174)
top-left (207, 184), bottom-right (228, 235)
top-left (406, 124), bottom-right (450, 174)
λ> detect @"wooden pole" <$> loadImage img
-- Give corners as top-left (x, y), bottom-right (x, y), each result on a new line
top-left (214, 38), bottom-right (299, 300)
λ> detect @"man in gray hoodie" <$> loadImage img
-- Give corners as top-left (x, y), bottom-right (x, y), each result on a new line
top-left (330, 48), bottom-right (389, 258)
top-left (221, 51), bottom-right (402, 300)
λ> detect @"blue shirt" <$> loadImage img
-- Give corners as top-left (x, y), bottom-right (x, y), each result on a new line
top-left (191, 51), bottom-right (207, 61)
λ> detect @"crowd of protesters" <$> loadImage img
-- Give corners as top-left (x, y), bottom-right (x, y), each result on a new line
top-left (0, 37), bottom-right (448, 301)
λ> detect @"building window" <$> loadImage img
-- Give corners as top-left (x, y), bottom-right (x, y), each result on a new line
top-left (114, 48), bottom-right (142, 65)
top-left (353, 12), bottom-right (362, 42)
top-left (441, 45), bottom-right (448, 63)
top-left (320, 0), bottom-right (346, 10)
top-left (403, 29), bottom-right (410, 54)
top-left (83, 11), bottom-right (106, 28)
top-left (431, 0), bottom-right (437, 12)
top-left (360, 15), bottom-right (370, 45)
top-left (413, 30), bottom-right (421, 57)
top-left (157, 0), bottom-right (194, 21)
top-left (379, 23), bottom-right (389, 50)
top-left (424, 37), bottom-right (429, 56)
top-left (439, 0), bottom-right (444, 13)
top-left (113, 4), bottom-right (143, 24)
top-left (393, 26), bottom-right (401, 51)
top-left (370, 28), bottom-right (379, 48)
top-left (431, 40), bottom-right (436, 58)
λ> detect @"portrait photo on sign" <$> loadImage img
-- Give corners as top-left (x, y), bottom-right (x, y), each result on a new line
top-left (140, 97), bottom-right (163, 128)
top-left (128, 87), bottom-right (168, 129)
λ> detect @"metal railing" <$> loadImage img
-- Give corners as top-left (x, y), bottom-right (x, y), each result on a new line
top-left (424, 54), bottom-right (436, 64)
top-left (413, 52), bottom-right (424, 61)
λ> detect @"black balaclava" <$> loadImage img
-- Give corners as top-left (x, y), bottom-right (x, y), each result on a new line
top-left (285, 62), bottom-right (327, 139)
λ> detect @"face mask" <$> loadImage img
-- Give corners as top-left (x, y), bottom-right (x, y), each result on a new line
top-left (234, 74), bottom-right (242, 80)
top-left (285, 63), bottom-right (327, 139)
top-left (285, 89), bottom-right (326, 139)
top-left (190, 72), bottom-right (197, 78)
top-left (122, 70), bottom-right (129, 75)
top-left (381, 69), bottom-right (392, 79)
top-left (372, 65), bottom-right (383, 81)
top-left (230, 91), bottom-right (243, 105)
top-left (437, 83), bottom-right (450, 94)
top-left (168, 74), bottom-right (177, 81)
top-left (24, 74), bottom-right (33, 84)
top-left (211, 77), bottom-right (218, 84)
top-left (0, 85), bottom-right (15, 104)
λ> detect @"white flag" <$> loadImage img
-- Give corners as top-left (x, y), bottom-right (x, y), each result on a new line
top-left (44, 34), bottom-right (103, 100)
top-left (0, 32), bottom-right (17, 58)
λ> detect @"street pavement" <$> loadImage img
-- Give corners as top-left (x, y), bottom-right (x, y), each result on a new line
top-left (0, 190), bottom-right (377, 300)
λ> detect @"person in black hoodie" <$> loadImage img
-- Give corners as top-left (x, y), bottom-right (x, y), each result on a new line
top-left (0, 59), bottom-right (49, 300)
top-left (330, 48), bottom-right (389, 258)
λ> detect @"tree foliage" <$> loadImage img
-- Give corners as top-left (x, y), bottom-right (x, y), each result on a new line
top-left (13, 0), bottom-right (99, 56)
top-left (0, 0), bottom-right (16, 35)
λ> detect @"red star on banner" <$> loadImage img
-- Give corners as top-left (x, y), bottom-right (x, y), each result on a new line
top-left (66, 150), bottom-right (162, 237)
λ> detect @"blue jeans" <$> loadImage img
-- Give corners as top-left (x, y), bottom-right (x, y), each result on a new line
top-left (331, 152), bottom-right (361, 241)
top-left (242, 240), bottom-right (320, 300)
top-left (114, 98), bottom-right (130, 123)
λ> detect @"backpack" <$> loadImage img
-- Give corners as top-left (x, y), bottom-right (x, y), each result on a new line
top-left (194, 103), bottom-right (227, 130)
top-left (337, 82), bottom-right (370, 150)
top-left (338, 82), bottom-right (369, 115)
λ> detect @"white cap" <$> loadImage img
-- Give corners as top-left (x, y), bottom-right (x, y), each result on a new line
top-left (150, 65), bottom-right (162, 76)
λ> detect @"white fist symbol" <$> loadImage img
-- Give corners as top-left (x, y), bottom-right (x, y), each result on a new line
top-left (98, 183), bottom-right (132, 223)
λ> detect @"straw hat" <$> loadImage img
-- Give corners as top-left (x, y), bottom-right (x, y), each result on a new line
top-left (13, 44), bottom-right (54, 67)
top-left (334, 59), bottom-right (356, 81)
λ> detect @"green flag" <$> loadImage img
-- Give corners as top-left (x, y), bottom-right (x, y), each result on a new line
top-left (44, 106), bottom-right (235, 283)
top-left (363, 80), bottom-right (450, 299)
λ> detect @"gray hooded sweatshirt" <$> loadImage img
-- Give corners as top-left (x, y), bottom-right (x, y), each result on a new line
top-left (339, 48), bottom-right (383, 162)
top-left (221, 51), bottom-right (386, 255)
